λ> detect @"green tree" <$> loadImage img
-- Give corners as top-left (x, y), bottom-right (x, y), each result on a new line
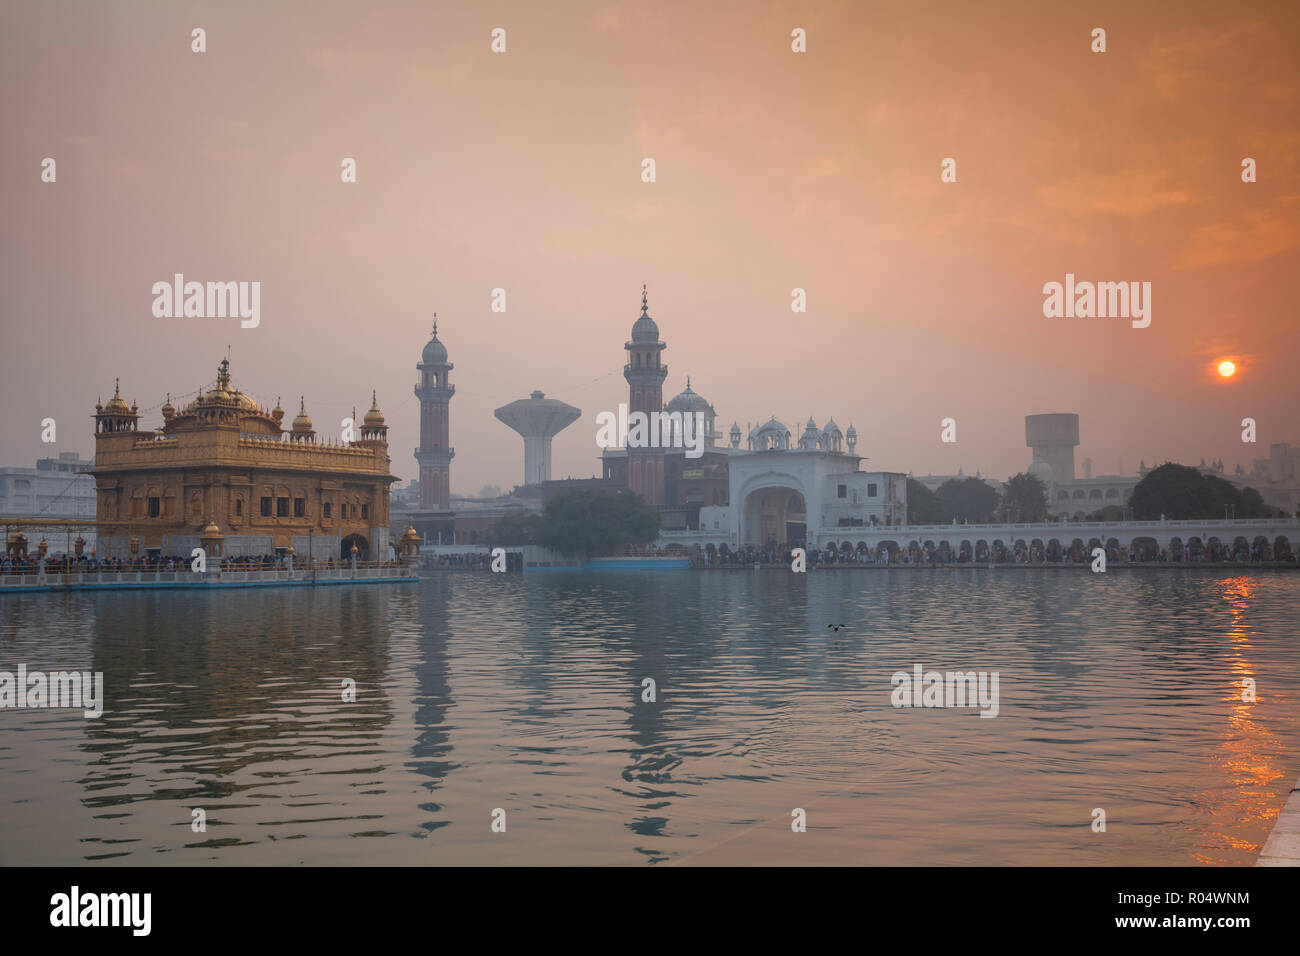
top-left (487, 510), bottom-right (541, 546)
top-left (905, 478), bottom-right (949, 524)
top-left (1086, 504), bottom-right (1125, 522)
top-left (937, 476), bottom-right (1000, 522)
top-left (535, 488), bottom-right (661, 558)
top-left (1131, 464), bottom-right (1215, 519)
top-left (1000, 473), bottom-right (1050, 522)
top-left (1238, 486), bottom-right (1274, 518)
top-left (1133, 462), bottom-right (1277, 519)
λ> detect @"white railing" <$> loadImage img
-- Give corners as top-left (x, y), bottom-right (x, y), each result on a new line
top-left (888, 517), bottom-right (1297, 533)
top-left (1, 565), bottom-right (416, 589)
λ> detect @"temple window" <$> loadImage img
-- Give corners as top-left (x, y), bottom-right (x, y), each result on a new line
top-left (261, 496), bottom-right (272, 517)
top-left (276, 496), bottom-right (289, 517)
top-left (294, 497), bottom-right (305, 517)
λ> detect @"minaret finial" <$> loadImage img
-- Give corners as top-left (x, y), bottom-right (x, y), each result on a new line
top-left (299, 395), bottom-right (305, 412)
top-left (641, 284), bottom-right (648, 314)
top-left (114, 377), bottom-right (120, 396)
top-left (372, 388), bottom-right (377, 405)
top-left (686, 375), bottom-right (691, 389)
top-left (432, 312), bottom-right (438, 336)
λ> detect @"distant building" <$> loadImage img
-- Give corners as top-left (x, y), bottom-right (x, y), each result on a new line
top-left (594, 287), bottom-right (906, 547)
top-left (910, 468), bottom-right (1004, 495)
top-left (0, 453), bottom-right (96, 517)
top-left (623, 285), bottom-right (668, 505)
top-left (494, 391), bottom-right (581, 487)
top-left (37, 451), bottom-right (95, 474)
top-left (410, 487), bottom-right (544, 546)
top-left (0, 452), bottom-right (99, 552)
top-left (1025, 414), bottom-right (1138, 517)
top-left (409, 321), bottom-right (456, 542)
top-left (90, 358), bottom-right (396, 560)
top-left (1244, 443), bottom-right (1300, 513)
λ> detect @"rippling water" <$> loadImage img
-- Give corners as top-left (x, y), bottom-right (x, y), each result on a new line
top-left (1, 569), bottom-right (1297, 865)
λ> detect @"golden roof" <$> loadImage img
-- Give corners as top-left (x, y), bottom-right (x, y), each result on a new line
top-left (292, 396), bottom-right (314, 431)
top-left (104, 379), bottom-right (131, 414)
top-left (363, 390), bottom-right (385, 427)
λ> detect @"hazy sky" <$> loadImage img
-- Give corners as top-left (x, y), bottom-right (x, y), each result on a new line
top-left (3, 0), bottom-right (1297, 493)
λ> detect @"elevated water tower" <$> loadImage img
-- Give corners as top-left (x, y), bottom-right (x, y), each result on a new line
top-left (494, 391), bottom-right (582, 486)
top-left (1025, 413), bottom-right (1079, 483)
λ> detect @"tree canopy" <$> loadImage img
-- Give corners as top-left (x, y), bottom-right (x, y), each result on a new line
top-left (905, 478), bottom-right (949, 524)
top-left (487, 510), bottom-right (541, 546)
top-left (1131, 463), bottom-right (1274, 519)
top-left (937, 476), bottom-right (1000, 523)
top-left (999, 473), bottom-right (1050, 522)
top-left (533, 488), bottom-right (661, 558)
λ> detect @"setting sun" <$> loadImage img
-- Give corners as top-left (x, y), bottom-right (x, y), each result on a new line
top-left (1218, 360), bottom-right (1237, 378)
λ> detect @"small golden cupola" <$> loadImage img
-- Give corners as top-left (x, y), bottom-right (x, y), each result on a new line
top-left (399, 521), bottom-right (420, 556)
top-left (105, 379), bottom-right (130, 413)
top-left (95, 378), bottom-right (140, 434)
top-left (271, 397), bottom-right (285, 426)
top-left (359, 389), bottom-right (388, 444)
top-left (161, 393), bottom-right (175, 422)
top-left (290, 396), bottom-right (316, 442)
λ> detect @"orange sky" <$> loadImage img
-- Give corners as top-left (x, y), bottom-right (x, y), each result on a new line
top-left (2, 0), bottom-right (1297, 492)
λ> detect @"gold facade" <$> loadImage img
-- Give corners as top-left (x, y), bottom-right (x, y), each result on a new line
top-left (91, 359), bottom-right (396, 559)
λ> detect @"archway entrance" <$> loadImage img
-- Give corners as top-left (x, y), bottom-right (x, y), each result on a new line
top-left (341, 533), bottom-right (369, 560)
top-left (742, 486), bottom-right (806, 547)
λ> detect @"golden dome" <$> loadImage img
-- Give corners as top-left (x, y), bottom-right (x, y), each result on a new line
top-left (291, 396), bottom-right (314, 431)
top-left (271, 397), bottom-right (285, 423)
top-left (197, 384), bottom-right (231, 404)
top-left (104, 379), bottom-right (131, 413)
top-left (161, 393), bottom-right (175, 420)
top-left (232, 391), bottom-right (262, 412)
top-left (400, 522), bottom-right (420, 543)
top-left (190, 358), bottom-right (254, 408)
top-left (200, 519), bottom-right (222, 536)
top-left (363, 390), bottom-right (385, 427)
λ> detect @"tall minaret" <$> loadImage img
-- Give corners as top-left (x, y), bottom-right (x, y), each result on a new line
top-left (415, 319), bottom-right (455, 512)
top-left (624, 285), bottom-right (667, 505)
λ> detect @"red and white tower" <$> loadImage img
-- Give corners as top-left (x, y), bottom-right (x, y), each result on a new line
top-left (415, 319), bottom-right (454, 514)
top-left (624, 285), bottom-right (667, 505)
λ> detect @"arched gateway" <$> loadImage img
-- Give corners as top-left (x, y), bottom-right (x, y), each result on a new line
top-left (742, 485), bottom-right (806, 546)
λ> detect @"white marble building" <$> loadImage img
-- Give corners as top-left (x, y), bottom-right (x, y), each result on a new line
top-left (682, 416), bottom-right (906, 547)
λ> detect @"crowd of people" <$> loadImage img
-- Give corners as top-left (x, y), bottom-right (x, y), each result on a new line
top-left (7, 537), bottom-right (1292, 576)
top-left (426, 552), bottom-right (496, 570)
top-left (1, 551), bottom-right (399, 575)
top-left (692, 538), bottom-right (1296, 567)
